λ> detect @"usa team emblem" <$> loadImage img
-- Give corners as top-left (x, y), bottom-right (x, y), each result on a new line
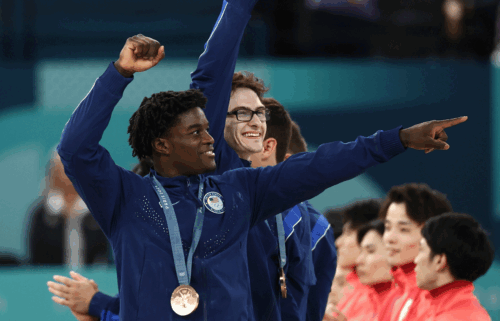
top-left (203, 192), bottom-right (225, 214)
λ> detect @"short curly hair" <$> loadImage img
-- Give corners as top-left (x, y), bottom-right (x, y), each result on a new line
top-left (128, 89), bottom-right (207, 159)
top-left (232, 71), bottom-right (269, 98)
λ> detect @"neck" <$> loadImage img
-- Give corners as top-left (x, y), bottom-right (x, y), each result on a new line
top-left (431, 273), bottom-right (457, 291)
top-left (429, 279), bottom-right (470, 297)
top-left (237, 150), bottom-right (253, 162)
top-left (248, 154), bottom-right (277, 168)
top-left (261, 159), bottom-right (277, 167)
top-left (152, 156), bottom-right (184, 178)
top-left (371, 280), bottom-right (393, 294)
top-left (394, 262), bottom-right (416, 274)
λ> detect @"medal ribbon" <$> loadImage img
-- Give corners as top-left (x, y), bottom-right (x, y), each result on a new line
top-left (149, 174), bottom-right (205, 285)
top-left (265, 214), bottom-right (287, 269)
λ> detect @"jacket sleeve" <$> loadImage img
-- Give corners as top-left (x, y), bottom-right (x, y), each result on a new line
top-left (57, 63), bottom-right (133, 237)
top-left (88, 292), bottom-right (120, 318)
top-left (232, 127), bottom-right (406, 226)
top-left (100, 307), bottom-right (121, 321)
top-left (190, 0), bottom-right (257, 173)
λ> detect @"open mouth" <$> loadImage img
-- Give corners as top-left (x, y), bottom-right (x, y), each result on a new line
top-left (242, 132), bottom-right (261, 138)
top-left (201, 150), bottom-right (215, 156)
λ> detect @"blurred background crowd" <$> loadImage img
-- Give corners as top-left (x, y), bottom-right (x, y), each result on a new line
top-left (1, 0), bottom-right (500, 319)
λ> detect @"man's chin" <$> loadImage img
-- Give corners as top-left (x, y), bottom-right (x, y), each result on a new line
top-left (244, 144), bottom-right (263, 153)
top-left (200, 161), bottom-right (217, 173)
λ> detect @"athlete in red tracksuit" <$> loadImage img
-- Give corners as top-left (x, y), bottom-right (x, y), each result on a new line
top-left (407, 213), bottom-right (493, 321)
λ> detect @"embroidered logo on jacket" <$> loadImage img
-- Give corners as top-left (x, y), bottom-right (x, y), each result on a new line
top-left (203, 192), bottom-right (225, 214)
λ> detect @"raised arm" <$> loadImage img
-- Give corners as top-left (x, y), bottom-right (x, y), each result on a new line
top-left (190, 0), bottom-right (259, 170)
top-left (57, 35), bottom-right (164, 235)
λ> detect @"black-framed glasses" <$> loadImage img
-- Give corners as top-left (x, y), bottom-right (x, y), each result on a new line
top-left (226, 108), bottom-right (270, 122)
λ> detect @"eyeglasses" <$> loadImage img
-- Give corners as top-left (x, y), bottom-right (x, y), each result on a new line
top-left (227, 108), bottom-right (270, 122)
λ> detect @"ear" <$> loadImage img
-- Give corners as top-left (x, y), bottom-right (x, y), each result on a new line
top-left (152, 137), bottom-right (170, 156)
top-left (284, 152), bottom-right (292, 161)
top-left (434, 253), bottom-right (448, 273)
top-left (261, 138), bottom-right (277, 161)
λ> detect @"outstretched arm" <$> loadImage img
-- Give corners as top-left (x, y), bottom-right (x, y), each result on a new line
top-left (190, 0), bottom-right (259, 172)
top-left (237, 116), bottom-right (468, 225)
top-left (57, 35), bottom-right (164, 236)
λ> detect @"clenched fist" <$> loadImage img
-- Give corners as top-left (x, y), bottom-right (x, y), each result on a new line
top-left (114, 34), bottom-right (165, 77)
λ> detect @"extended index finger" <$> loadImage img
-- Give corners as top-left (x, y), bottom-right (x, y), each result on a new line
top-left (437, 116), bottom-right (468, 129)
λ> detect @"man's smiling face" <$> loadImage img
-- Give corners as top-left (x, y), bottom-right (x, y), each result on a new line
top-left (224, 87), bottom-right (267, 160)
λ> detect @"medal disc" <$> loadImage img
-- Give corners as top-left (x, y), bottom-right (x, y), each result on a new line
top-left (279, 269), bottom-right (287, 298)
top-left (171, 285), bottom-right (200, 316)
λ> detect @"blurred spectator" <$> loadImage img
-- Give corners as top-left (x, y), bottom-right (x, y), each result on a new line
top-left (0, 0), bottom-right (36, 60)
top-left (270, 0), bottom-right (377, 56)
top-left (437, 0), bottom-right (496, 58)
top-left (26, 150), bottom-right (111, 267)
top-left (0, 252), bottom-right (21, 266)
top-left (373, 0), bottom-right (443, 57)
top-left (496, 1), bottom-right (500, 51)
top-left (268, 0), bottom-right (495, 59)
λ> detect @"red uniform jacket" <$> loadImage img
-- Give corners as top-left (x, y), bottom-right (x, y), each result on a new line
top-left (378, 263), bottom-right (423, 321)
top-left (403, 280), bottom-right (490, 321)
top-left (337, 272), bottom-right (394, 321)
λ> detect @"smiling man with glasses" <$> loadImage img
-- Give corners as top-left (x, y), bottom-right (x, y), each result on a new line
top-left (223, 71), bottom-right (271, 161)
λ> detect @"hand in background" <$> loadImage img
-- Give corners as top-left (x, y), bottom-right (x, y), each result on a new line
top-left (47, 271), bottom-right (99, 315)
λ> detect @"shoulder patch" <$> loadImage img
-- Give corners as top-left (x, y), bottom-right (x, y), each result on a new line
top-left (203, 192), bottom-right (225, 214)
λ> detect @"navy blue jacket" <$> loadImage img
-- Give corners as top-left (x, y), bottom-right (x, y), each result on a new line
top-left (306, 201), bottom-right (337, 321)
top-left (59, 0), bottom-right (406, 317)
top-left (58, 58), bottom-right (404, 321)
top-left (279, 202), bottom-right (316, 321)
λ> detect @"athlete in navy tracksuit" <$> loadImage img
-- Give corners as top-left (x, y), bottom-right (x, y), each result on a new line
top-left (57, 0), bottom-right (465, 319)
top-left (84, 1), bottom-right (311, 320)
top-left (58, 47), bottom-right (410, 321)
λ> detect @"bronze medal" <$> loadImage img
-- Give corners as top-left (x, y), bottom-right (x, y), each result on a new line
top-left (279, 268), bottom-right (287, 298)
top-left (170, 284), bottom-right (200, 316)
